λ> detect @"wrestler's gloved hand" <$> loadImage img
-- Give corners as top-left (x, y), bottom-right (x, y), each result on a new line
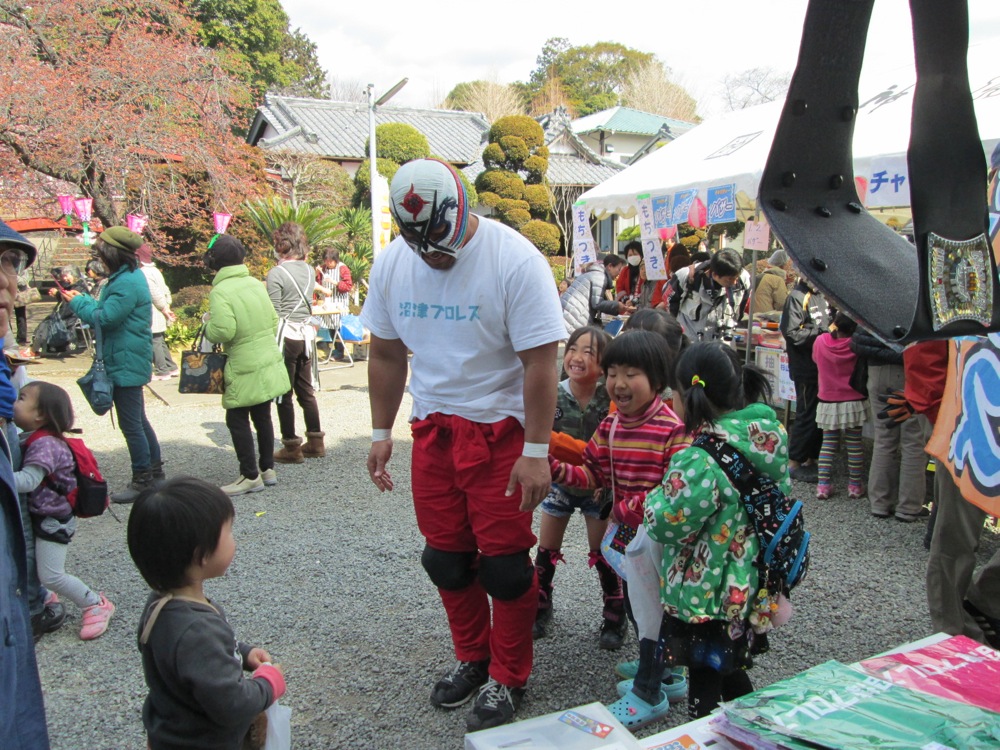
top-left (877, 388), bottom-right (913, 429)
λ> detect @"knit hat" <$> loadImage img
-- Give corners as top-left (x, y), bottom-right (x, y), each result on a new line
top-left (99, 226), bottom-right (144, 253)
top-left (768, 249), bottom-right (789, 267)
top-left (0, 219), bottom-right (37, 268)
top-left (389, 158), bottom-right (469, 257)
top-left (135, 244), bottom-right (153, 265)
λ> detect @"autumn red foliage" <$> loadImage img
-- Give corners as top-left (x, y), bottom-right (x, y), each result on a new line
top-left (0, 0), bottom-right (267, 260)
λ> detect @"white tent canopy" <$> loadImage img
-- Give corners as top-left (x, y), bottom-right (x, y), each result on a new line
top-left (580, 43), bottom-right (999, 220)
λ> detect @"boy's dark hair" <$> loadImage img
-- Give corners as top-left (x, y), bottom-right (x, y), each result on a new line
top-left (93, 239), bottom-right (138, 274)
top-left (833, 312), bottom-right (858, 337)
top-left (601, 330), bottom-right (673, 395)
top-left (602, 253), bottom-right (625, 268)
top-left (689, 250), bottom-right (712, 264)
top-left (675, 342), bottom-right (772, 433)
top-left (622, 308), bottom-right (688, 390)
top-left (22, 381), bottom-right (74, 434)
top-left (709, 248), bottom-right (742, 278)
top-left (127, 476), bottom-right (236, 592)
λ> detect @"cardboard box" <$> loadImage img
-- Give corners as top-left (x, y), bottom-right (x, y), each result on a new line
top-left (464, 702), bottom-right (642, 750)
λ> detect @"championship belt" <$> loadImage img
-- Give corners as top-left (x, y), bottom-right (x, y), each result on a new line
top-left (759, 0), bottom-right (997, 345)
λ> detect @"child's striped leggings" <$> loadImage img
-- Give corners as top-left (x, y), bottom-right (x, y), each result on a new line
top-left (817, 427), bottom-right (864, 485)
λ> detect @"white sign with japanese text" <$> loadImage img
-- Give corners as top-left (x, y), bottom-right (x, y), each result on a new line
top-left (637, 194), bottom-right (667, 280)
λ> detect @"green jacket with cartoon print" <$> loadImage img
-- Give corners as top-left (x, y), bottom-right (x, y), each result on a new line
top-left (644, 402), bottom-right (790, 625)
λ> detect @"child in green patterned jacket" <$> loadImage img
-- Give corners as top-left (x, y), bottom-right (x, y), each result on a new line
top-left (645, 341), bottom-right (787, 719)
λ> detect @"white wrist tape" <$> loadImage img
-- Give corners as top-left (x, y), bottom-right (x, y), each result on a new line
top-left (522, 442), bottom-right (549, 459)
top-left (371, 428), bottom-right (392, 442)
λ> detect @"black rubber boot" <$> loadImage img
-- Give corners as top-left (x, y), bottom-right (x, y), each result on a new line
top-left (111, 470), bottom-right (154, 504)
top-left (594, 552), bottom-right (627, 649)
top-left (533, 547), bottom-right (559, 639)
top-left (631, 637), bottom-right (666, 705)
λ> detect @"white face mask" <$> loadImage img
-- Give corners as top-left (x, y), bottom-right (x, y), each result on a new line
top-left (627, 255), bottom-right (642, 266)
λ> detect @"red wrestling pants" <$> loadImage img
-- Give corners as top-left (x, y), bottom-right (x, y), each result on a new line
top-left (411, 413), bottom-right (537, 688)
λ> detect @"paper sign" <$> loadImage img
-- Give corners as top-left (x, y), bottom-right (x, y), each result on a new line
top-left (572, 201), bottom-right (596, 271)
top-left (636, 194), bottom-right (656, 238)
top-left (637, 195), bottom-right (667, 281)
top-left (652, 194), bottom-right (672, 229)
top-left (671, 190), bottom-right (697, 227)
top-left (744, 220), bottom-right (770, 251)
top-left (707, 184), bottom-right (737, 223)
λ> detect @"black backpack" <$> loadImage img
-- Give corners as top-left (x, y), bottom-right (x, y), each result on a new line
top-left (693, 434), bottom-right (810, 597)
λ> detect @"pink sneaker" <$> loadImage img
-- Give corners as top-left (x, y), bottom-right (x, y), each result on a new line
top-left (848, 482), bottom-right (867, 500)
top-left (816, 482), bottom-right (833, 500)
top-left (79, 594), bottom-right (115, 640)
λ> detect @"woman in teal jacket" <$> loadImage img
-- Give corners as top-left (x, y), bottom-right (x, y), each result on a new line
top-left (203, 235), bottom-right (290, 496)
top-left (66, 226), bottom-right (162, 503)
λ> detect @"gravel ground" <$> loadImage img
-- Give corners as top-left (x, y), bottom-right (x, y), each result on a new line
top-left (26, 359), bottom-right (1000, 750)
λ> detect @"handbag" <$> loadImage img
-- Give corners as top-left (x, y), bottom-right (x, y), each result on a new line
top-left (77, 320), bottom-right (114, 415)
top-left (178, 325), bottom-right (227, 394)
top-left (14, 285), bottom-right (40, 306)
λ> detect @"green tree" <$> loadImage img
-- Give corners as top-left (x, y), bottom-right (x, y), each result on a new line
top-left (524, 40), bottom-right (653, 116)
top-left (191, 0), bottom-right (327, 99)
top-left (243, 196), bottom-right (346, 253)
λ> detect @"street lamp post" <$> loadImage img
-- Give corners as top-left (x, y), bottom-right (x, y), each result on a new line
top-left (367, 78), bottom-right (407, 259)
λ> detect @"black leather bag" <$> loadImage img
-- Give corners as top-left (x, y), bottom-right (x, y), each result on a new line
top-left (77, 320), bottom-right (114, 415)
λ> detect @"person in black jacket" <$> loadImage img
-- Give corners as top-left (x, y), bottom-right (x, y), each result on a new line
top-left (780, 276), bottom-right (832, 482)
top-left (851, 329), bottom-right (928, 521)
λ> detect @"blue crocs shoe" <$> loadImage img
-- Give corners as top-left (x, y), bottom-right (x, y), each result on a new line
top-left (606, 688), bottom-right (671, 729)
top-left (616, 671), bottom-right (687, 704)
top-left (615, 660), bottom-right (639, 679)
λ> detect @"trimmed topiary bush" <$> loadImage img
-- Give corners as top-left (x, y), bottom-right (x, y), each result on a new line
top-left (475, 169), bottom-right (526, 200)
top-left (354, 157), bottom-right (401, 194)
top-left (502, 208), bottom-right (532, 229)
top-left (498, 135), bottom-right (530, 163)
top-left (482, 143), bottom-right (505, 169)
top-left (520, 219), bottom-right (562, 255)
top-left (523, 155), bottom-right (549, 184)
top-left (479, 191), bottom-right (501, 208)
top-left (489, 115), bottom-right (545, 151)
top-left (523, 184), bottom-right (551, 215)
top-left (365, 123), bottom-right (430, 164)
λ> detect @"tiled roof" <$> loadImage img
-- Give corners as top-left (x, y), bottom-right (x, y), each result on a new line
top-left (461, 115), bottom-right (624, 188)
top-left (571, 106), bottom-right (696, 138)
top-left (545, 153), bottom-right (624, 186)
top-left (247, 95), bottom-right (490, 165)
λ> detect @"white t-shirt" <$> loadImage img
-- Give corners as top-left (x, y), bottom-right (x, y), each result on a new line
top-left (362, 219), bottom-right (566, 424)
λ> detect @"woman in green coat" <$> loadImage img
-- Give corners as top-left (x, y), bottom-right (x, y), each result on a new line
top-left (66, 227), bottom-right (162, 503)
top-left (203, 235), bottom-right (290, 496)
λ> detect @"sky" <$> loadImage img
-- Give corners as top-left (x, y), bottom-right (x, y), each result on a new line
top-left (281, 0), bottom-right (1000, 118)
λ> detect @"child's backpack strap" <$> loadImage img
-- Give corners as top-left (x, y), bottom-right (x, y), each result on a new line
top-left (140, 593), bottom-right (221, 645)
top-left (693, 433), bottom-right (781, 497)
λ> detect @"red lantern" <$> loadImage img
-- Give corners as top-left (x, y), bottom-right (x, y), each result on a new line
top-left (659, 226), bottom-right (677, 241)
top-left (213, 212), bottom-right (232, 235)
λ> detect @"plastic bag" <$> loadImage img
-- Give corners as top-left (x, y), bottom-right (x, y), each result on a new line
top-left (340, 314), bottom-right (365, 342)
top-left (263, 701), bottom-right (291, 750)
top-left (622, 525), bottom-right (664, 641)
